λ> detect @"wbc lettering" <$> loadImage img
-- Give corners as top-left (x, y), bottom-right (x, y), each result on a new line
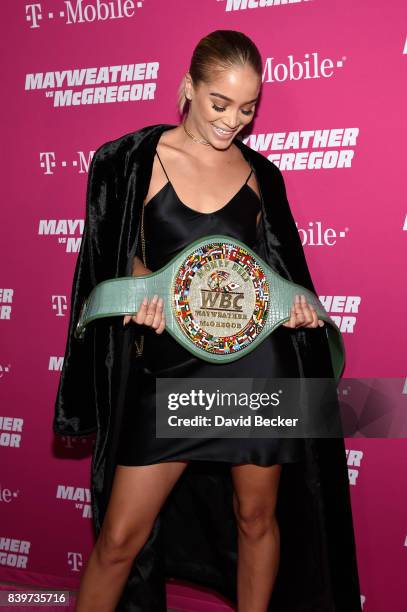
top-left (200, 290), bottom-right (244, 312)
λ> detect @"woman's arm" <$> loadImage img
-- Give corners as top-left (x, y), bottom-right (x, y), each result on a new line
top-left (131, 255), bottom-right (152, 277)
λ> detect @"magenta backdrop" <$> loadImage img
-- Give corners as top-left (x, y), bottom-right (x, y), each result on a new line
top-left (1, 1), bottom-right (406, 611)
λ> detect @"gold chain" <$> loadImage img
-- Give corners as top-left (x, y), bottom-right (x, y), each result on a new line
top-left (182, 119), bottom-right (211, 146)
top-left (134, 200), bottom-right (146, 357)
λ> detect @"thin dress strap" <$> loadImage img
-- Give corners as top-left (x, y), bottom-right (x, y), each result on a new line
top-left (155, 150), bottom-right (170, 182)
top-left (244, 164), bottom-right (253, 185)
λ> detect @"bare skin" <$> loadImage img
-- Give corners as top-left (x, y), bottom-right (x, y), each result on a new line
top-left (75, 462), bottom-right (189, 611)
top-left (76, 63), bottom-right (324, 612)
top-left (75, 461), bottom-right (283, 612)
top-left (231, 463), bottom-right (282, 612)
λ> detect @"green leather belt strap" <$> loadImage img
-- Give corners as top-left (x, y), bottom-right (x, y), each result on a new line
top-left (74, 235), bottom-right (345, 379)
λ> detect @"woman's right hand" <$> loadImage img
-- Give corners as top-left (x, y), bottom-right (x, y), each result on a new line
top-left (123, 294), bottom-right (166, 334)
top-left (122, 255), bottom-right (166, 334)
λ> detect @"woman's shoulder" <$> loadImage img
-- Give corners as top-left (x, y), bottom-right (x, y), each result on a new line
top-left (235, 134), bottom-right (284, 183)
top-left (91, 123), bottom-right (176, 167)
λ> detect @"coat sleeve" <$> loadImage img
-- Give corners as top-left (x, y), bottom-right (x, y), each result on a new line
top-left (257, 160), bottom-right (339, 377)
top-left (53, 141), bottom-right (119, 437)
top-left (259, 161), bottom-right (318, 294)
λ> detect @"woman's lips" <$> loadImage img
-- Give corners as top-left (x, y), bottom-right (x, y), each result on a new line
top-left (211, 124), bottom-right (237, 139)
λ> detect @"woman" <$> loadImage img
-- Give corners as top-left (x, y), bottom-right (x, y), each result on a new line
top-left (54, 31), bottom-right (361, 612)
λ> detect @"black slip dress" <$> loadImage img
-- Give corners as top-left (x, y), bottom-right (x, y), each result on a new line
top-left (116, 151), bottom-right (305, 466)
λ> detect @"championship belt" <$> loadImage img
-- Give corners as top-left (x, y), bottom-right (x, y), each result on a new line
top-left (75, 235), bottom-right (345, 379)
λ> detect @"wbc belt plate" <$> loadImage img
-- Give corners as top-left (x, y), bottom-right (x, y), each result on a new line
top-left (74, 235), bottom-right (345, 379)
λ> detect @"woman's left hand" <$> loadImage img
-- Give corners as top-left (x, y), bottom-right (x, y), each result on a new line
top-left (282, 294), bottom-right (325, 329)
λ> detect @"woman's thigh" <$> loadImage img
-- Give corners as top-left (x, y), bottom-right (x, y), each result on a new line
top-left (101, 461), bottom-right (189, 544)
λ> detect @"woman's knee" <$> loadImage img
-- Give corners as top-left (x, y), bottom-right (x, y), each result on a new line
top-left (233, 503), bottom-right (278, 540)
top-left (96, 520), bottom-right (153, 565)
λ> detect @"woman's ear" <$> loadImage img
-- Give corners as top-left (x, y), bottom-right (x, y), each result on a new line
top-left (184, 72), bottom-right (193, 99)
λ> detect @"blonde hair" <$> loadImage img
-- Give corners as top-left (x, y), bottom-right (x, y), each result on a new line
top-left (177, 30), bottom-right (263, 117)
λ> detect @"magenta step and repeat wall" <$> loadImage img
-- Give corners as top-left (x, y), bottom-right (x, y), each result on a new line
top-left (1, 1), bottom-right (406, 611)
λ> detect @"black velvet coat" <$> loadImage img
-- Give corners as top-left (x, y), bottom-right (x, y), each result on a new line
top-left (53, 123), bottom-right (362, 611)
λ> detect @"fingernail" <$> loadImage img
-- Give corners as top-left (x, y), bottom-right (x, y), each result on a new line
top-left (301, 294), bottom-right (306, 301)
top-left (152, 294), bottom-right (158, 303)
top-left (142, 297), bottom-right (148, 305)
top-left (295, 294), bottom-right (300, 302)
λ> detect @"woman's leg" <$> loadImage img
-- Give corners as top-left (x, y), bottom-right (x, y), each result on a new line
top-left (75, 460), bottom-right (189, 612)
top-left (231, 463), bottom-right (282, 612)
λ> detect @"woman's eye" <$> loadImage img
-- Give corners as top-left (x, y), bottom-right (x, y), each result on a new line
top-left (212, 103), bottom-right (226, 112)
top-left (211, 103), bottom-right (254, 116)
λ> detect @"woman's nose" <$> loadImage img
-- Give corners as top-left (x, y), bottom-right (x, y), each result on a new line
top-left (223, 111), bottom-right (240, 130)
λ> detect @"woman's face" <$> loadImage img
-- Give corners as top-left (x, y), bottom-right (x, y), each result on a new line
top-left (185, 63), bottom-right (261, 149)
